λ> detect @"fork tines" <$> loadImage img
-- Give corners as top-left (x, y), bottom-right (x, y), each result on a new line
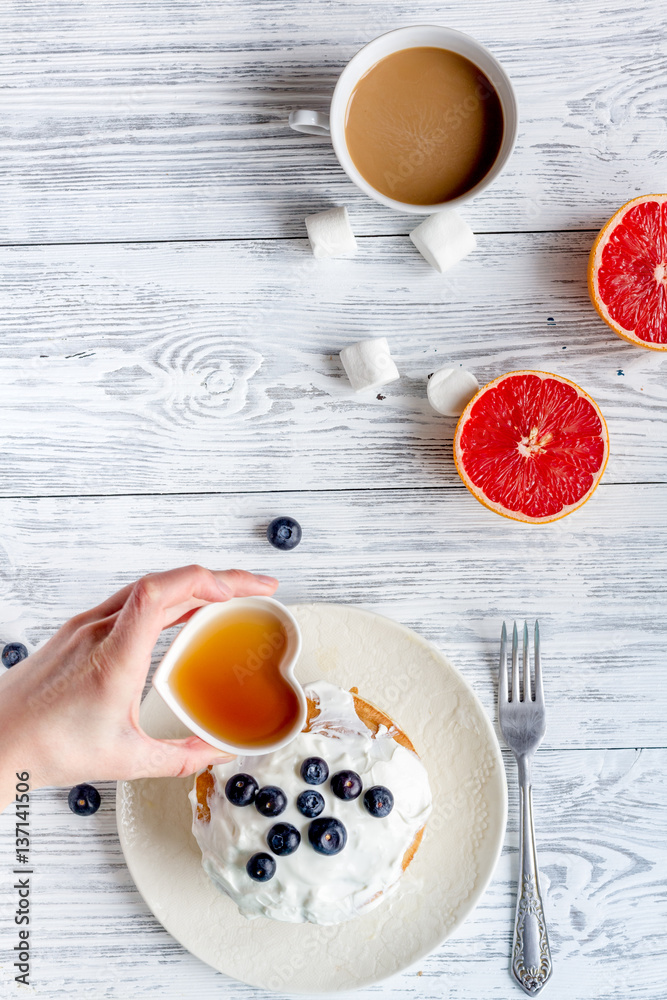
top-left (499, 620), bottom-right (543, 704)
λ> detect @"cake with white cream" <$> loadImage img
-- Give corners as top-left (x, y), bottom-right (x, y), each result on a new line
top-left (189, 680), bottom-right (431, 925)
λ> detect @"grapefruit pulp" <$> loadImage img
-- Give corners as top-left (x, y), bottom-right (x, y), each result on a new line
top-left (453, 371), bottom-right (609, 523)
top-left (588, 194), bottom-right (667, 349)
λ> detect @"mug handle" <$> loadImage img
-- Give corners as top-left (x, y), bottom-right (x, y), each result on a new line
top-left (288, 110), bottom-right (331, 136)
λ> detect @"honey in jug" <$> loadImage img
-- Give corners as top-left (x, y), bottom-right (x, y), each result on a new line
top-left (170, 608), bottom-right (300, 748)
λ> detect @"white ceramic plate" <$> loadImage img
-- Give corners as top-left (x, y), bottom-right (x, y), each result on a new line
top-left (116, 604), bottom-right (507, 993)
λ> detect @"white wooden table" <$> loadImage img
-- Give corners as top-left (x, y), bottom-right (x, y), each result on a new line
top-left (1, 1), bottom-right (666, 997)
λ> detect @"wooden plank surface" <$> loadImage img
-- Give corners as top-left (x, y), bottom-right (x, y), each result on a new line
top-left (1, 487), bottom-right (665, 750)
top-left (1, 0), bottom-right (666, 995)
top-left (1, 747), bottom-right (664, 999)
top-left (2, 233), bottom-right (666, 497)
top-left (1, 0), bottom-right (667, 243)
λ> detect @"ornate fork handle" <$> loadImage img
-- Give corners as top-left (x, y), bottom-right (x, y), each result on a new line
top-left (512, 762), bottom-right (552, 995)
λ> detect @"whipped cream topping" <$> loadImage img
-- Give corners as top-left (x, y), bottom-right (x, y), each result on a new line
top-left (189, 681), bottom-right (432, 925)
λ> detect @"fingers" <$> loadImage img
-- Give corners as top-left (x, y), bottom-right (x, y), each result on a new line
top-left (212, 569), bottom-right (278, 600)
top-left (62, 582), bottom-right (135, 632)
top-left (107, 565), bottom-right (279, 672)
top-left (157, 569), bottom-right (279, 630)
top-left (86, 582), bottom-right (136, 620)
top-left (79, 569), bottom-right (278, 632)
top-left (160, 595), bottom-right (225, 630)
top-left (160, 603), bottom-right (222, 630)
top-left (158, 570), bottom-right (278, 631)
top-left (138, 735), bottom-right (235, 779)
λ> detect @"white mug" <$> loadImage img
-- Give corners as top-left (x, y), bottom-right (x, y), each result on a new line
top-left (289, 24), bottom-right (518, 215)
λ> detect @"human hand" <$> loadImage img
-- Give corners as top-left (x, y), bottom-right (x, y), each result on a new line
top-left (0, 566), bottom-right (278, 809)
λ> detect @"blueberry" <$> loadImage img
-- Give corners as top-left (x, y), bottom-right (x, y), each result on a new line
top-left (255, 785), bottom-right (287, 817)
top-left (330, 769), bottom-right (362, 801)
top-left (267, 822), bottom-right (301, 856)
top-left (225, 773), bottom-right (259, 807)
top-left (296, 789), bottom-right (325, 818)
top-left (246, 852), bottom-right (276, 882)
top-left (308, 817), bottom-right (347, 856)
top-left (300, 756), bottom-right (329, 785)
top-left (363, 785), bottom-right (394, 817)
top-left (2, 643), bottom-right (29, 668)
top-left (68, 783), bottom-right (101, 816)
top-left (267, 516), bottom-right (302, 551)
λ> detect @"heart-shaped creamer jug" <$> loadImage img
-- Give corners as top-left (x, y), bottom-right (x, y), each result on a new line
top-left (152, 596), bottom-right (306, 755)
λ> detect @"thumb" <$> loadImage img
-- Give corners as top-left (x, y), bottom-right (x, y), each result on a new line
top-left (140, 735), bottom-right (235, 779)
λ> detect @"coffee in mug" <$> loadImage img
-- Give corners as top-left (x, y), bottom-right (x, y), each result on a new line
top-left (344, 47), bottom-right (504, 206)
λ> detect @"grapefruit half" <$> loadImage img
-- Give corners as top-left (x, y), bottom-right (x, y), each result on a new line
top-left (453, 371), bottom-right (609, 523)
top-left (588, 194), bottom-right (667, 349)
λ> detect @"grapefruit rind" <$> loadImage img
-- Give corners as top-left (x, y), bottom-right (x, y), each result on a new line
top-left (588, 194), bottom-right (667, 351)
top-left (453, 370), bottom-right (609, 524)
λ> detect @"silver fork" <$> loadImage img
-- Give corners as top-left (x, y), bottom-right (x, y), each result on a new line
top-left (499, 621), bottom-right (553, 995)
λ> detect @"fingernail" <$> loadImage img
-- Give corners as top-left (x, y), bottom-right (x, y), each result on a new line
top-left (211, 754), bottom-right (235, 764)
top-left (255, 574), bottom-right (278, 586)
